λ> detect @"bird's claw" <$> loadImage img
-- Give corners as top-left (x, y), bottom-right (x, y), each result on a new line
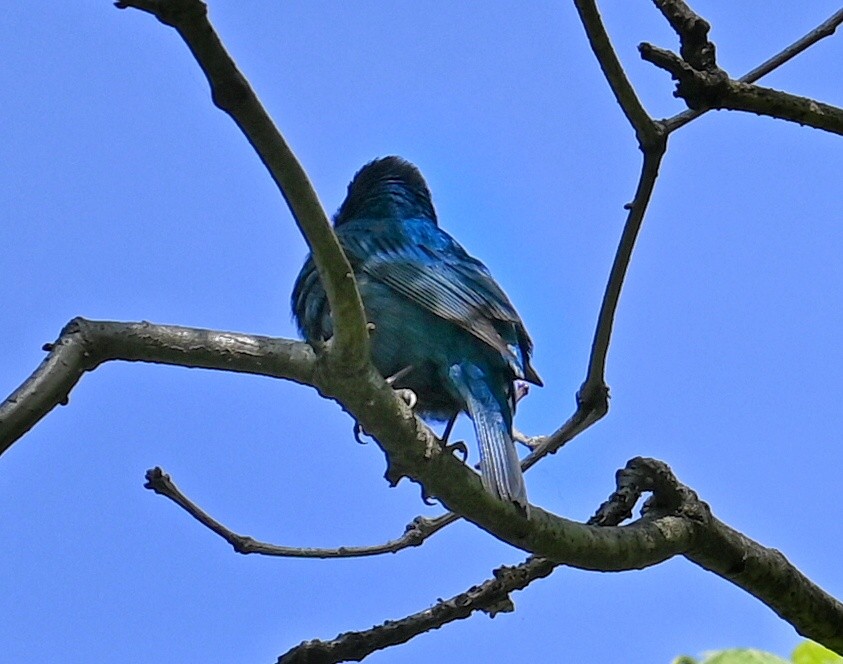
top-left (420, 485), bottom-right (437, 506)
top-left (353, 422), bottom-right (368, 445)
top-left (444, 440), bottom-right (469, 462)
top-left (386, 365), bottom-right (413, 385)
top-left (514, 381), bottom-right (530, 404)
top-left (394, 387), bottom-right (418, 410)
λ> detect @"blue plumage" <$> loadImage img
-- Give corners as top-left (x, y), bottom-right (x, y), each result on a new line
top-left (291, 157), bottom-right (541, 509)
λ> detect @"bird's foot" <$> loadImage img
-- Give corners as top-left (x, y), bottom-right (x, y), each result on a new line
top-left (420, 485), bottom-right (438, 506)
top-left (353, 422), bottom-right (368, 445)
top-left (424, 434), bottom-right (439, 459)
top-left (443, 439), bottom-right (469, 462)
top-left (394, 387), bottom-right (418, 410)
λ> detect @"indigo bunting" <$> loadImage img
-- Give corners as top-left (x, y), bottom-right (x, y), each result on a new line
top-left (292, 157), bottom-right (541, 510)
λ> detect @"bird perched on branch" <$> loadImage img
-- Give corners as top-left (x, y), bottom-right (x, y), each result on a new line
top-left (292, 157), bottom-right (541, 511)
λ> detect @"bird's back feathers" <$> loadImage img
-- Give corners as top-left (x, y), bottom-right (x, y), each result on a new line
top-left (292, 156), bottom-right (541, 510)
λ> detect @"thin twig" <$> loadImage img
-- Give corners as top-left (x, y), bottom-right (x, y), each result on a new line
top-left (278, 556), bottom-right (557, 663)
top-left (739, 8), bottom-right (843, 84)
top-left (519, 133), bottom-right (666, 465)
top-left (520, 0), bottom-right (668, 466)
top-left (573, 0), bottom-right (662, 149)
top-left (145, 467), bottom-right (443, 558)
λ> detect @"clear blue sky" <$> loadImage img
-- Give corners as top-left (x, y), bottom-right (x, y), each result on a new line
top-left (2, 3), bottom-right (842, 663)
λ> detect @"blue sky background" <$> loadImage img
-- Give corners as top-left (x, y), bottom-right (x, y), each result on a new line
top-left (2, 3), bottom-right (842, 663)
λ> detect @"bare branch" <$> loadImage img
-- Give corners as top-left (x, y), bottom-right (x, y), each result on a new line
top-left (144, 467), bottom-right (444, 558)
top-left (521, 147), bottom-right (665, 466)
top-left (573, 0), bottom-right (663, 150)
top-left (114, 0), bottom-right (369, 368)
top-left (533, 1), bottom-right (669, 462)
top-left (591, 458), bottom-right (843, 652)
top-left (282, 457), bottom-right (843, 660)
top-left (650, 0), bottom-right (716, 71)
top-left (278, 556), bottom-right (557, 664)
top-left (0, 320), bottom-right (691, 571)
top-left (550, 0), bottom-right (843, 475)
top-left (643, 3), bottom-right (843, 136)
top-left (312, 361), bottom-right (697, 570)
top-left (0, 318), bottom-right (315, 455)
top-left (737, 8), bottom-right (843, 85)
top-left (661, 61), bottom-right (843, 135)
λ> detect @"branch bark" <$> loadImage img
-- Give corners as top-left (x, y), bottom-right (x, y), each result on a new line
top-left (0, 319), bottom-right (695, 572)
top-left (533, 0), bottom-right (668, 459)
top-left (278, 556), bottom-right (557, 663)
top-left (278, 457), bottom-right (843, 662)
top-left (145, 467), bottom-right (441, 558)
top-left (114, 0), bottom-right (369, 368)
top-left (0, 318), bottom-right (315, 455)
top-left (642, 2), bottom-right (843, 136)
top-left (4, 0), bottom-right (843, 660)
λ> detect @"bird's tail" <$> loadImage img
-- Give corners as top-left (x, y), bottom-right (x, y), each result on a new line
top-left (448, 363), bottom-right (528, 512)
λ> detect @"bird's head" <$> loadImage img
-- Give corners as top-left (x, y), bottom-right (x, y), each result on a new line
top-left (334, 156), bottom-right (437, 225)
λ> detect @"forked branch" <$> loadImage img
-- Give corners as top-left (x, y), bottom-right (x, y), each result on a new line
top-left (643, 1), bottom-right (843, 136)
top-left (278, 457), bottom-right (843, 663)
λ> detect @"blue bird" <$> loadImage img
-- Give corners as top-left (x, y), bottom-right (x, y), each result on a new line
top-left (291, 157), bottom-right (541, 510)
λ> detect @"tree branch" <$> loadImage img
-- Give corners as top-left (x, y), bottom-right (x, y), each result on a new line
top-left (0, 318), bottom-right (315, 455)
top-left (572, 0), bottom-right (662, 149)
top-left (664, 8), bottom-right (843, 132)
top-left (0, 316), bottom-right (694, 572)
top-left (591, 458), bottom-right (843, 652)
top-left (144, 467), bottom-right (443, 558)
top-left (280, 457), bottom-right (843, 661)
top-left (530, 0), bottom-right (670, 460)
top-left (642, 2), bottom-right (843, 136)
top-left (736, 8), bottom-right (843, 85)
top-left (650, 0), bottom-right (716, 71)
top-left (518, 151), bottom-right (665, 464)
top-left (278, 556), bottom-right (557, 664)
top-left (114, 0), bottom-right (369, 368)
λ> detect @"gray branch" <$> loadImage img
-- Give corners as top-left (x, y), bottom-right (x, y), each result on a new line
top-left (3, 0), bottom-right (843, 659)
top-left (114, 0), bottom-right (369, 368)
top-left (0, 318), bottom-right (315, 455)
top-left (641, 2), bottom-right (843, 136)
top-left (145, 467), bottom-right (443, 558)
top-left (279, 458), bottom-right (843, 663)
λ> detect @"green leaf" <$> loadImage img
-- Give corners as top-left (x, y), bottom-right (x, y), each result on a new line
top-left (792, 641), bottom-right (843, 664)
top-left (694, 649), bottom-right (790, 664)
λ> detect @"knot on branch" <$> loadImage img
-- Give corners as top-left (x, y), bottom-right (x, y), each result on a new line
top-left (576, 380), bottom-right (610, 413)
top-left (639, 43), bottom-right (730, 111)
top-left (652, 0), bottom-right (716, 70)
top-left (589, 456), bottom-right (711, 527)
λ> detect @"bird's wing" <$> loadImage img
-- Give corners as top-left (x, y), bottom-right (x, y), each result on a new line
top-left (339, 223), bottom-right (541, 384)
